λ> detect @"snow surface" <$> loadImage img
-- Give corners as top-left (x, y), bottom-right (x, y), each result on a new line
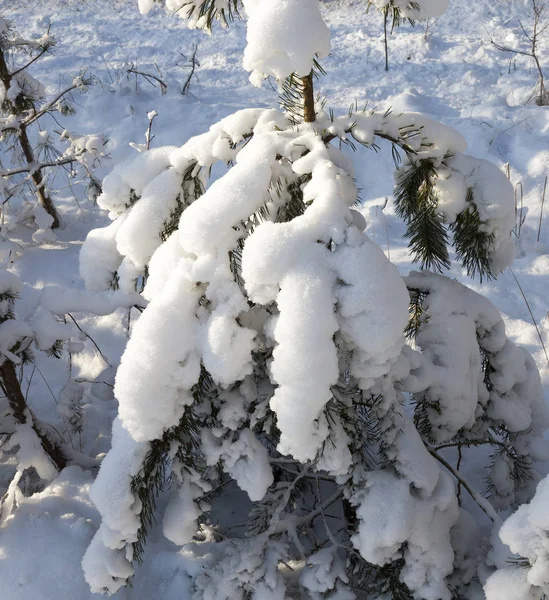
top-left (2, 0), bottom-right (549, 598)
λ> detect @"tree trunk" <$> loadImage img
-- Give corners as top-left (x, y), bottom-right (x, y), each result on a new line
top-left (302, 72), bottom-right (316, 123)
top-left (18, 127), bottom-right (61, 228)
top-left (0, 46), bottom-right (11, 93)
top-left (383, 8), bottom-right (389, 72)
top-left (0, 359), bottom-right (66, 471)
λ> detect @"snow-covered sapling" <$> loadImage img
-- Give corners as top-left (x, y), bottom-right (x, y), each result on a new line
top-left (180, 43), bottom-right (200, 95)
top-left (490, 0), bottom-right (549, 106)
top-left (81, 1), bottom-right (547, 598)
top-left (0, 264), bottom-right (145, 522)
top-left (367, 0), bottom-right (449, 70)
top-left (0, 270), bottom-right (67, 482)
top-left (0, 18), bottom-right (105, 230)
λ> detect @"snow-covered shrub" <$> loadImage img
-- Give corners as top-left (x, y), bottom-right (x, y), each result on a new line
top-left (80, 1), bottom-right (546, 598)
top-left (0, 265), bottom-right (144, 521)
top-left (367, 0), bottom-right (449, 70)
top-left (369, 0), bottom-right (449, 20)
top-left (489, 0), bottom-right (549, 106)
top-left (0, 18), bottom-right (105, 232)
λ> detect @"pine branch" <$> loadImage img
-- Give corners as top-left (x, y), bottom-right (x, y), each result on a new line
top-left (10, 46), bottom-right (50, 78)
top-left (130, 368), bottom-right (209, 565)
top-left (280, 60), bottom-right (324, 124)
top-left (394, 158), bottom-right (450, 272)
top-left (179, 0), bottom-right (241, 30)
top-left (23, 74), bottom-right (93, 127)
top-left (450, 188), bottom-right (495, 282)
top-left (0, 156), bottom-right (78, 177)
top-left (404, 287), bottom-right (428, 340)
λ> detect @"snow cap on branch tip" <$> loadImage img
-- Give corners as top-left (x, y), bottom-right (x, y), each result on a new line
top-left (242, 0), bottom-right (330, 87)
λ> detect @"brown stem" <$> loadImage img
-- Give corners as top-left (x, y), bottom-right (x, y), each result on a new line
top-left (18, 126), bottom-right (61, 228)
top-left (301, 72), bottom-right (316, 123)
top-left (428, 448), bottom-right (501, 524)
top-left (1, 157), bottom-right (76, 177)
top-left (383, 7), bottom-right (389, 72)
top-left (0, 359), bottom-right (66, 471)
top-left (531, 1), bottom-right (546, 104)
top-left (0, 46), bottom-right (11, 90)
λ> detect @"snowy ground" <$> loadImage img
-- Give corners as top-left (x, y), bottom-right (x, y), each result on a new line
top-left (1, 0), bottom-right (549, 597)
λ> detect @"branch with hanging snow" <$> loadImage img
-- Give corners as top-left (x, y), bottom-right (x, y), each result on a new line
top-left (428, 448), bottom-right (501, 524)
top-left (0, 156), bottom-right (79, 178)
top-left (23, 76), bottom-right (92, 127)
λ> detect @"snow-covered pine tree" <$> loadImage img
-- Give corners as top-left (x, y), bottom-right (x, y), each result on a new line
top-left (81, 1), bottom-right (548, 598)
top-left (0, 17), bottom-right (104, 232)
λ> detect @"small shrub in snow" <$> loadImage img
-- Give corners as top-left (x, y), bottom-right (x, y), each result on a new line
top-left (0, 264), bottom-right (144, 522)
top-left (80, 1), bottom-right (546, 599)
top-left (367, 0), bottom-right (449, 71)
top-left (0, 18), bottom-right (105, 232)
top-left (489, 0), bottom-right (549, 106)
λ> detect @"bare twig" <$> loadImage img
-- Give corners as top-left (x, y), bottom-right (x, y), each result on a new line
top-left (66, 313), bottom-right (111, 367)
top-left (145, 111), bottom-right (157, 150)
top-left (383, 6), bottom-right (390, 71)
top-left (181, 44), bottom-right (200, 95)
top-left (537, 175), bottom-right (547, 242)
top-left (127, 66), bottom-right (168, 95)
top-left (509, 266), bottom-right (549, 366)
top-left (489, 0), bottom-right (548, 105)
top-left (429, 448), bottom-right (501, 524)
top-left (515, 181), bottom-right (524, 237)
top-left (1, 156), bottom-right (77, 178)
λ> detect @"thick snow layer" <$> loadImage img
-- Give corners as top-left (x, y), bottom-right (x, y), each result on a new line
top-left (242, 0), bottom-right (331, 86)
top-left (98, 146), bottom-right (178, 216)
top-left (115, 167), bottom-right (184, 267)
top-left (202, 428), bottom-right (273, 501)
top-left (485, 475), bottom-right (549, 598)
top-left (445, 153), bottom-right (516, 272)
top-left (330, 230), bottom-right (409, 390)
top-left (115, 262), bottom-right (201, 441)
top-left (82, 419), bottom-right (150, 593)
top-left (88, 419), bottom-right (149, 539)
top-left (403, 272), bottom-right (549, 447)
top-left (4, 423), bottom-right (59, 481)
top-left (162, 480), bottom-right (201, 546)
top-left (485, 569), bottom-right (540, 600)
top-left (31, 286), bottom-right (144, 350)
top-left (352, 468), bottom-right (458, 600)
top-left (177, 133), bottom-right (275, 257)
top-left (79, 217), bottom-right (126, 291)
